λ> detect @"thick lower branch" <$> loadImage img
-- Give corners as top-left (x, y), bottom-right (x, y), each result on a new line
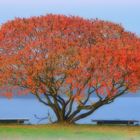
top-left (71, 88), bottom-right (128, 122)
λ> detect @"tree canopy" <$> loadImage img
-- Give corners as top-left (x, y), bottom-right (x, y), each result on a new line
top-left (0, 14), bottom-right (140, 123)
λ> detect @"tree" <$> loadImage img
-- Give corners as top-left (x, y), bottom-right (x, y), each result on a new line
top-left (0, 14), bottom-right (140, 124)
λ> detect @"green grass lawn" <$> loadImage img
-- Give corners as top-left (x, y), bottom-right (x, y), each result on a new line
top-left (0, 124), bottom-right (140, 140)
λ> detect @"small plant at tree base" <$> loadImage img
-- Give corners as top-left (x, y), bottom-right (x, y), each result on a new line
top-left (0, 14), bottom-right (140, 124)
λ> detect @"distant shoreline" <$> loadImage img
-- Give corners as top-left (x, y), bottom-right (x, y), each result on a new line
top-left (0, 92), bottom-right (140, 99)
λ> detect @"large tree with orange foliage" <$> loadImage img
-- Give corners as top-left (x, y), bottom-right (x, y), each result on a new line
top-left (0, 15), bottom-right (140, 123)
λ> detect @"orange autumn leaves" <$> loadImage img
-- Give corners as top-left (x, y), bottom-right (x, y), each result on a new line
top-left (0, 14), bottom-right (140, 100)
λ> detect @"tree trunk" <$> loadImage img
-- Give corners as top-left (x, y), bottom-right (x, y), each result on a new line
top-left (33, 89), bottom-right (128, 124)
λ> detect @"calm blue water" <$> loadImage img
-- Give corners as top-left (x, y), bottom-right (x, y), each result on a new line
top-left (0, 97), bottom-right (140, 124)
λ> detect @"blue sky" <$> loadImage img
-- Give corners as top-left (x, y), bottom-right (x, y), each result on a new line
top-left (0, 0), bottom-right (140, 35)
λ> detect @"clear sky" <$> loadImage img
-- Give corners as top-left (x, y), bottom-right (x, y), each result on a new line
top-left (0, 0), bottom-right (140, 35)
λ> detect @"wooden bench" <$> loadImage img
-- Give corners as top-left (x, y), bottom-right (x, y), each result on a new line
top-left (92, 120), bottom-right (139, 126)
top-left (0, 118), bottom-right (29, 124)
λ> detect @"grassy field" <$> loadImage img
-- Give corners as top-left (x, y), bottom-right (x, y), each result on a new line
top-left (0, 124), bottom-right (140, 140)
